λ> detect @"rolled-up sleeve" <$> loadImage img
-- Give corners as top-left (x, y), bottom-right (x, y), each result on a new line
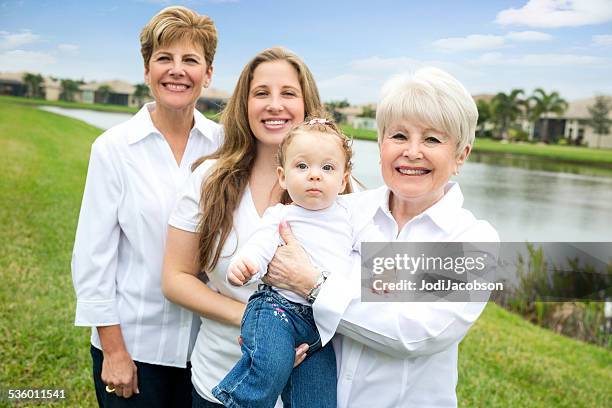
top-left (72, 139), bottom-right (122, 327)
top-left (314, 218), bottom-right (499, 358)
top-left (314, 259), bottom-right (487, 358)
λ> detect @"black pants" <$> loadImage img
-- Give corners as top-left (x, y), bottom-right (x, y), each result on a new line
top-left (91, 345), bottom-right (192, 408)
top-left (191, 388), bottom-right (224, 408)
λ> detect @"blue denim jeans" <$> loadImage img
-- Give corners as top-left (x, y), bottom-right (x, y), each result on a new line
top-left (212, 285), bottom-right (337, 408)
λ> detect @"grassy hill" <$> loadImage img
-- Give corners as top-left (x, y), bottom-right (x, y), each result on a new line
top-left (1, 99), bottom-right (610, 407)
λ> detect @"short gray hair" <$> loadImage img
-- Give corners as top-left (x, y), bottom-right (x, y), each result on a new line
top-left (376, 67), bottom-right (477, 155)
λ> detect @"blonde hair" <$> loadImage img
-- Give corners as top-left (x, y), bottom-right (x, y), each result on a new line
top-left (140, 6), bottom-right (217, 68)
top-left (277, 112), bottom-right (354, 204)
top-left (376, 67), bottom-right (477, 155)
top-left (193, 47), bottom-right (322, 274)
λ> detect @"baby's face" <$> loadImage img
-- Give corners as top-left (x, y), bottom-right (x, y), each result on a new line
top-left (277, 131), bottom-right (348, 210)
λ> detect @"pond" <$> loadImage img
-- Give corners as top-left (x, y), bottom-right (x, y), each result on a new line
top-left (42, 106), bottom-right (612, 242)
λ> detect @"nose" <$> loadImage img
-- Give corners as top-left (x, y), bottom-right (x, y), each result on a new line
top-left (402, 141), bottom-right (423, 160)
top-left (266, 93), bottom-right (284, 112)
top-left (168, 59), bottom-right (185, 76)
top-left (308, 167), bottom-right (321, 181)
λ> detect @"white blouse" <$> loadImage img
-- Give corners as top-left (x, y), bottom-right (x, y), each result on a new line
top-left (72, 103), bottom-right (222, 368)
top-left (169, 160), bottom-right (270, 403)
top-left (314, 182), bottom-right (500, 408)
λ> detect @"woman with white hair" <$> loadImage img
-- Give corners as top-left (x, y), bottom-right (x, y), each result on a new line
top-left (264, 67), bottom-right (499, 407)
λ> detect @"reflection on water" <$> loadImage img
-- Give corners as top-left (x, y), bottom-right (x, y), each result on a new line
top-left (42, 106), bottom-right (612, 242)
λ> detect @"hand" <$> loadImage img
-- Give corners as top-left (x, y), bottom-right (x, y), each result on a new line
top-left (101, 349), bottom-right (138, 398)
top-left (228, 259), bottom-right (259, 286)
top-left (264, 222), bottom-right (319, 298)
top-left (294, 343), bottom-right (309, 368)
top-left (238, 336), bottom-right (308, 367)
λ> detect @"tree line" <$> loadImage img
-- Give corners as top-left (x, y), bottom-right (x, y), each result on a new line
top-left (20, 73), bottom-right (151, 107)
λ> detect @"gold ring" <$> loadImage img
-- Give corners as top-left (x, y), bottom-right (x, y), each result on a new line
top-left (105, 385), bottom-right (116, 393)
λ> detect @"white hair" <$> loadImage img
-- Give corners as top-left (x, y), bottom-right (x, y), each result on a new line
top-left (376, 67), bottom-right (478, 155)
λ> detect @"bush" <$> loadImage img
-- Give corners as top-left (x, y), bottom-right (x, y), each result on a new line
top-left (495, 243), bottom-right (611, 348)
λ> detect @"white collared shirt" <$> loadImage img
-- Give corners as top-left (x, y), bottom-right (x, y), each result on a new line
top-left (72, 103), bottom-right (222, 367)
top-left (313, 182), bottom-right (499, 407)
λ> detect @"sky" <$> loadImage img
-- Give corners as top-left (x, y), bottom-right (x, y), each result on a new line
top-left (1, 0), bottom-right (611, 104)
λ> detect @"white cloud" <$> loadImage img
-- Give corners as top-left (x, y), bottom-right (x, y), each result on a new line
top-left (496, 0), bottom-right (612, 28)
top-left (318, 57), bottom-right (469, 103)
top-left (473, 52), bottom-right (605, 66)
top-left (432, 31), bottom-right (553, 53)
top-left (432, 34), bottom-right (506, 52)
top-left (506, 31), bottom-right (553, 41)
top-left (593, 34), bottom-right (612, 45)
top-left (0, 49), bottom-right (56, 71)
top-left (58, 43), bottom-right (79, 54)
top-left (0, 29), bottom-right (39, 50)
top-left (349, 56), bottom-right (426, 74)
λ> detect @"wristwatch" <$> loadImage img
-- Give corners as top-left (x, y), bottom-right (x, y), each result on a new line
top-left (306, 269), bottom-right (330, 304)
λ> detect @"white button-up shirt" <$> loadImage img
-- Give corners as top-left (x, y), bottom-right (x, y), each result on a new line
top-left (72, 103), bottom-right (222, 367)
top-left (313, 182), bottom-right (499, 407)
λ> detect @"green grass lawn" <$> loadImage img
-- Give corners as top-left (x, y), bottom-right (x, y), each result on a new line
top-left (341, 125), bottom-right (612, 167)
top-left (1, 99), bottom-right (611, 406)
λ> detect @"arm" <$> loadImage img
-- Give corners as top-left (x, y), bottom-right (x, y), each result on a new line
top-left (267, 222), bottom-right (494, 358)
top-left (228, 205), bottom-right (284, 285)
top-left (162, 225), bottom-right (245, 327)
top-left (71, 140), bottom-right (137, 397)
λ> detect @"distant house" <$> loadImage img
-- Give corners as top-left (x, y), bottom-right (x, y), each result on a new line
top-left (0, 72), bottom-right (27, 97)
top-left (533, 97), bottom-right (612, 148)
top-left (196, 87), bottom-right (229, 112)
top-left (78, 80), bottom-right (137, 107)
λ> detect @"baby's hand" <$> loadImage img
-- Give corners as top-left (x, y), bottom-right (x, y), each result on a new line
top-left (228, 258), bottom-right (259, 286)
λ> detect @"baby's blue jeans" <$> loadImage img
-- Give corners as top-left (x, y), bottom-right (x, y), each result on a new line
top-left (212, 285), bottom-right (337, 408)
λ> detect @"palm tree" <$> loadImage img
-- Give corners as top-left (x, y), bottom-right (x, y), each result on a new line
top-left (133, 83), bottom-right (150, 107)
top-left (528, 88), bottom-right (568, 143)
top-left (491, 89), bottom-right (525, 140)
top-left (22, 72), bottom-right (44, 99)
top-left (59, 79), bottom-right (80, 102)
top-left (96, 85), bottom-right (113, 104)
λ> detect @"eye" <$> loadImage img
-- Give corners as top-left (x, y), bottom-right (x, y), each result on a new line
top-left (283, 90), bottom-right (298, 97)
top-left (424, 136), bottom-right (441, 144)
top-left (296, 162), bottom-right (308, 170)
top-left (156, 55), bottom-right (170, 61)
top-left (322, 164), bottom-right (334, 171)
top-left (185, 57), bottom-right (199, 64)
top-left (390, 133), bottom-right (407, 141)
top-left (253, 90), bottom-right (268, 97)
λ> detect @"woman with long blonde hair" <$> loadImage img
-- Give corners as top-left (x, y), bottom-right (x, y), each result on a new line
top-left (163, 47), bottom-right (323, 407)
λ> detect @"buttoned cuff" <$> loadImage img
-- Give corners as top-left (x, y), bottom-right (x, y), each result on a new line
top-left (75, 299), bottom-right (120, 327)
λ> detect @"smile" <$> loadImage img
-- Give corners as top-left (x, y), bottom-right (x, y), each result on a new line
top-left (396, 167), bottom-right (431, 176)
top-left (262, 119), bottom-right (289, 129)
top-left (163, 83), bottom-right (190, 91)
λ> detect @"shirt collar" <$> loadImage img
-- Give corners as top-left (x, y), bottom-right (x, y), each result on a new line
top-left (127, 102), bottom-right (218, 145)
top-left (378, 181), bottom-right (465, 234)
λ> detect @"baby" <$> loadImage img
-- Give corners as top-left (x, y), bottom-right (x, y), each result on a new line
top-left (212, 115), bottom-right (357, 408)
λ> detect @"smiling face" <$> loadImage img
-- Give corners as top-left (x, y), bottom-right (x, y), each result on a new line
top-left (247, 60), bottom-right (305, 149)
top-left (145, 39), bottom-right (212, 112)
top-left (380, 119), bottom-right (470, 211)
top-left (277, 131), bottom-right (348, 211)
